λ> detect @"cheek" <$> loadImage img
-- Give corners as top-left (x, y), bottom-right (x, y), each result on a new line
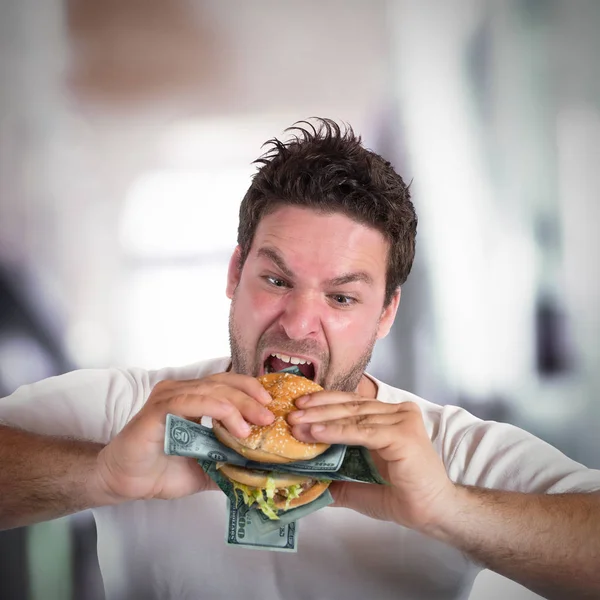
top-left (237, 283), bottom-right (282, 325)
top-left (325, 310), bottom-right (379, 348)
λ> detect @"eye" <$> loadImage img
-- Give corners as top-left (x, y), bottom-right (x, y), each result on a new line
top-left (329, 294), bottom-right (356, 306)
top-left (265, 275), bottom-right (289, 288)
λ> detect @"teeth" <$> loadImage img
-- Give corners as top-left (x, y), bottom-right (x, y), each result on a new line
top-left (271, 353), bottom-right (312, 366)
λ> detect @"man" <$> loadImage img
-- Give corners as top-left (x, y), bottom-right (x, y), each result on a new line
top-left (1, 119), bottom-right (599, 600)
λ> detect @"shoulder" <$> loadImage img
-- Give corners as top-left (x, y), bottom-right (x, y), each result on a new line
top-left (142, 356), bottom-right (232, 387)
top-left (121, 356), bottom-right (232, 418)
top-left (369, 375), bottom-right (481, 445)
top-left (0, 356), bottom-right (232, 442)
top-left (369, 375), bottom-right (520, 471)
top-left (369, 376), bottom-right (600, 494)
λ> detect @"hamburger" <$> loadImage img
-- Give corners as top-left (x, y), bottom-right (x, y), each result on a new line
top-left (212, 372), bottom-right (331, 519)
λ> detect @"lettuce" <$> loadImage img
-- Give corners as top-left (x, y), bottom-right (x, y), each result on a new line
top-left (230, 481), bottom-right (253, 507)
top-left (265, 476), bottom-right (277, 500)
top-left (254, 491), bottom-right (280, 520)
top-left (284, 484), bottom-right (303, 510)
top-left (229, 477), bottom-right (320, 520)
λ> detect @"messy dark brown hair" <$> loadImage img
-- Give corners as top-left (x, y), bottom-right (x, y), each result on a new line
top-left (237, 118), bottom-right (417, 306)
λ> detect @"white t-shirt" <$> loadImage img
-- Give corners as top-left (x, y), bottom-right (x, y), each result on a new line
top-left (2, 357), bottom-right (600, 600)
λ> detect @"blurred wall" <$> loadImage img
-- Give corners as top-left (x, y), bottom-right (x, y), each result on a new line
top-left (0, 0), bottom-right (390, 380)
top-left (383, 0), bottom-right (600, 471)
top-left (1, 1), bottom-right (598, 600)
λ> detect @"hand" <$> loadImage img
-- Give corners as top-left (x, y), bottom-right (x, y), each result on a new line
top-left (95, 373), bottom-right (274, 504)
top-left (287, 391), bottom-right (457, 533)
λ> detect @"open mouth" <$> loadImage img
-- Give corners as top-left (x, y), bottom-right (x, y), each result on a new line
top-left (264, 353), bottom-right (316, 380)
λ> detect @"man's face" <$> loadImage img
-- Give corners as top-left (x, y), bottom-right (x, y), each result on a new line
top-left (227, 206), bottom-right (400, 392)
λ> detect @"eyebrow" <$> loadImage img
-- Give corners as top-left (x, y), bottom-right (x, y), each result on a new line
top-left (326, 272), bottom-right (374, 287)
top-left (256, 246), bottom-right (374, 287)
top-left (257, 247), bottom-right (294, 279)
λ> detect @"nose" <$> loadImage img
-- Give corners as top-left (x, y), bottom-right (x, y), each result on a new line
top-left (279, 292), bottom-right (321, 341)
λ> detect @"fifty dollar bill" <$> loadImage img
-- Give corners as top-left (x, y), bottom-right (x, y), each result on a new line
top-left (165, 413), bottom-right (347, 473)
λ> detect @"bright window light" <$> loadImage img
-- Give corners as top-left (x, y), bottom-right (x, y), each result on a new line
top-left (117, 165), bottom-right (255, 367)
top-left (118, 264), bottom-right (231, 369)
top-left (119, 168), bottom-right (254, 258)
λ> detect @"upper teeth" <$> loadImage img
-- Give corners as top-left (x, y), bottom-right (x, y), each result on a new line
top-left (271, 353), bottom-right (312, 365)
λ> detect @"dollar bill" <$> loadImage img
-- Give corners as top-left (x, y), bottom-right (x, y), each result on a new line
top-left (201, 459), bottom-right (335, 530)
top-left (249, 488), bottom-right (334, 534)
top-left (201, 460), bottom-right (334, 526)
top-left (166, 413), bottom-right (386, 484)
top-left (226, 498), bottom-right (298, 552)
top-left (316, 446), bottom-right (389, 485)
top-left (165, 414), bottom-right (347, 472)
top-left (193, 429), bottom-right (385, 552)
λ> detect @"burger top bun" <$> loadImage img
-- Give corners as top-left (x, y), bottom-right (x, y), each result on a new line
top-left (212, 372), bottom-right (330, 463)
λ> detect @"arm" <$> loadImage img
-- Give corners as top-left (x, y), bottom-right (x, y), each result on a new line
top-left (428, 486), bottom-right (600, 599)
top-left (0, 371), bottom-right (274, 531)
top-left (288, 391), bottom-right (600, 600)
top-left (0, 425), bottom-right (114, 530)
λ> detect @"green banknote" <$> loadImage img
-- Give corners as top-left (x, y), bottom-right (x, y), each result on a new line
top-left (166, 405), bottom-right (387, 552)
top-left (226, 498), bottom-right (298, 552)
top-left (165, 414), bottom-right (347, 472)
top-left (249, 489), bottom-right (334, 534)
top-left (315, 446), bottom-right (388, 485)
top-left (206, 460), bottom-right (304, 553)
top-left (201, 460), bottom-right (334, 533)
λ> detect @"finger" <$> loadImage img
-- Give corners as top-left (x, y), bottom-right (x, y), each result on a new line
top-left (290, 414), bottom-right (401, 444)
top-left (300, 421), bottom-right (398, 452)
top-left (206, 373), bottom-right (273, 405)
top-left (316, 413), bottom-right (403, 428)
top-left (295, 390), bottom-right (362, 408)
top-left (207, 384), bottom-right (275, 426)
top-left (168, 393), bottom-right (263, 439)
top-left (290, 423), bottom-right (318, 443)
top-left (288, 400), bottom-right (400, 424)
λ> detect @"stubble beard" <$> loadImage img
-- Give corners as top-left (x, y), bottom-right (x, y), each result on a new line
top-left (228, 297), bottom-right (377, 392)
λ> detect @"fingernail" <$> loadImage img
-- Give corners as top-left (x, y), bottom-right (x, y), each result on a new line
top-left (295, 395), bottom-right (309, 407)
top-left (292, 410), bottom-right (305, 419)
top-left (240, 420), bottom-right (252, 435)
top-left (311, 424), bottom-right (326, 433)
top-left (291, 424), bottom-right (312, 440)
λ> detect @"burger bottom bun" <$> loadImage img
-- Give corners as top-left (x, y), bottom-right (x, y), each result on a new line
top-left (273, 480), bottom-right (330, 510)
top-left (219, 463), bottom-right (307, 488)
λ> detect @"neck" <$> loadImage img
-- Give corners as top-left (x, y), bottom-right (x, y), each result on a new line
top-left (357, 373), bottom-right (378, 398)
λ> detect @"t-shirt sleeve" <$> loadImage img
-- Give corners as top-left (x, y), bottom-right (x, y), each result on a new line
top-left (437, 405), bottom-right (600, 494)
top-left (0, 358), bottom-right (229, 445)
top-left (0, 368), bottom-right (144, 444)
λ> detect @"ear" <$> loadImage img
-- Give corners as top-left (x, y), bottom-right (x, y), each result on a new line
top-left (226, 246), bottom-right (243, 299)
top-left (376, 288), bottom-right (401, 340)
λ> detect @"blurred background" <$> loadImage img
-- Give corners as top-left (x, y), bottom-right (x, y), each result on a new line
top-left (0, 0), bottom-right (598, 599)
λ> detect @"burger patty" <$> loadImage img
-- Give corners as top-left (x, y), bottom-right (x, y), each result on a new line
top-left (273, 478), bottom-right (316, 502)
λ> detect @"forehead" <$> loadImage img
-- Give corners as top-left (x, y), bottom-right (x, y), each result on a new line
top-left (249, 206), bottom-right (388, 281)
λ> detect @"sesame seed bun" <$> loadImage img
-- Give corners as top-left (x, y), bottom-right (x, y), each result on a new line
top-left (212, 372), bottom-right (330, 463)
